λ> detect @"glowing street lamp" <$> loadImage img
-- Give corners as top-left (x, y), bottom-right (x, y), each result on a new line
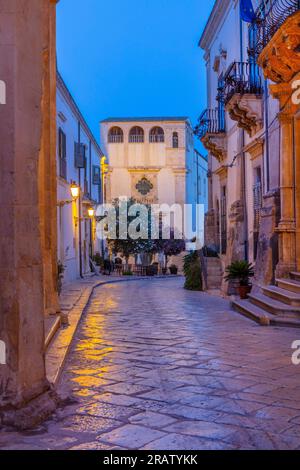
top-left (88, 207), bottom-right (95, 218)
top-left (70, 182), bottom-right (80, 200)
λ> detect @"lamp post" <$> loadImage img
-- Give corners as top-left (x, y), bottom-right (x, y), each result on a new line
top-left (100, 156), bottom-right (109, 256)
top-left (88, 206), bottom-right (95, 260)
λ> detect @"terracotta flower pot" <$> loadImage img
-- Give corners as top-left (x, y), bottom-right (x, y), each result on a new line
top-left (238, 284), bottom-right (252, 300)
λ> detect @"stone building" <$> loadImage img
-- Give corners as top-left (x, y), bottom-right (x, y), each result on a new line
top-left (197, 0), bottom-right (300, 319)
top-left (56, 72), bottom-right (103, 283)
top-left (100, 118), bottom-right (206, 250)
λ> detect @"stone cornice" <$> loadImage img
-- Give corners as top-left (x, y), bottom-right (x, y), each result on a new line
top-left (198, 0), bottom-right (232, 51)
top-left (244, 138), bottom-right (264, 161)
top-left (215, 165), bottom-right (228, 180)
top-left (127, 167), bottom-right (162, 173)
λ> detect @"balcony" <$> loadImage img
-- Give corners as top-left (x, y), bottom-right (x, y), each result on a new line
top-left (194, 109), bottom-right (227, 162)
top-left (129, 135), bottom-right (144, 143)
top-left (224, 61), bottom-right (263, 137)
top-left (108, 134), bottom-right (123, 143)
top-left (250, 0), bottom-right (300, 83)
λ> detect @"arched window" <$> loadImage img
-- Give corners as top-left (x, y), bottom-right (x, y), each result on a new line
top-left (172, 132), bottom-right (179, 148)
top-left (149, 126), bottom-right (164, 143)
top-left (108, 126), bottom-right (123, 143)
top-left (129, 126), bottom-right (144, 143)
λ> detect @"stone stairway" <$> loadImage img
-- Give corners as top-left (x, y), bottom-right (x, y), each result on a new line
top-left (206, 257), bottom-right (223, 290)
top-left (232, 272), bottom-right (300, 328)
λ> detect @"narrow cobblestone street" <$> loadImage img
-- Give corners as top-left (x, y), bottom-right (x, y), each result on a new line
top-left (1, 278), bottom-right (300, 450)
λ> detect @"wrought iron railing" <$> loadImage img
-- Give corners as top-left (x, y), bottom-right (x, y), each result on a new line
top-left (129, 134), bottom-right (144, 143)
top-left (249, 0), bottom-right (300, 57)
top-left (149, 134), bottom-right (165, 143)
top-left (194, 108), bottom-right (226, 139)
top-left (224, 61), bottom-right (263, 104)
top-left (108, 134), bottom-right (123, 143)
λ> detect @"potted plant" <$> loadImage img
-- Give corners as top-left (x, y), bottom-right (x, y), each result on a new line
top-left (169, 264), bottom-right (178, 275)
top-left (225, 260), bottom-right (254, 299)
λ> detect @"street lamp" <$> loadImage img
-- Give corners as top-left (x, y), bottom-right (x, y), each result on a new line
top-left (70, 182), bottom-right (80, 200)
top-left (57, 182), bottom-right (80, 206)
top-left (88, 207), bottom-right (95, 218)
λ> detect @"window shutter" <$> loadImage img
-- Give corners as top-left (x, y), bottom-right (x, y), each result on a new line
top-left (93, 165), bottom-right (101, 185)
top-left (74, 142), bottom-right (86, 168)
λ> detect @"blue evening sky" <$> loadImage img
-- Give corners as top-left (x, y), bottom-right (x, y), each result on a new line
top-left (56, 0), bottom-right (215, 148)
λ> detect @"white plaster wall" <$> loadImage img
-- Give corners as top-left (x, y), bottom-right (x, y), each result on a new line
top-left (56, 84), bottom-right (102, 283)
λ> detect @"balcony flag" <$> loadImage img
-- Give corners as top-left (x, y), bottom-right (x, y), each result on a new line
top-left (240, 0), bottom-right (256, 23)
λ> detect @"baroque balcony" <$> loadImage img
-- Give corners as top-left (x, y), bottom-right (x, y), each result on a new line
top-left (249, 0), bottom-right (300, 83)
top-left (194, 108), bottom-right (227, 162)
top-left (224, 61), bottom-right (263, 137)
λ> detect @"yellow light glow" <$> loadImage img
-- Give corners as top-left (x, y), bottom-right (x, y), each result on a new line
top-left (70, 183), bottom-right (80, 199)
top-left (88, 207), bottom-right (95, 218)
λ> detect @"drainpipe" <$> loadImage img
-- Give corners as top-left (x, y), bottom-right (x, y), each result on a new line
top-left (78, 121), bottom-right (83, 278)
top-left (264, 80), bottom-right (270, 192)
top-left (240, 14), bottom-right (249, 261)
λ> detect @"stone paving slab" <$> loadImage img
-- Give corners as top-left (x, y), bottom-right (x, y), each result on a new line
top-left (46, 275), bottom-right (173, 384)
top-left (2, 278), bottom-right (300, 450)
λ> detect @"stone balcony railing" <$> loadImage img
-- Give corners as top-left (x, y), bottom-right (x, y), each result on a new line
top-left (194, 109), bottom-right (227, 162)
top-left (249, 0), bottom-right (300, 57)
top-left (250, 0), bottom-right (300, 83)
top-left (224, 61), bottom-right (263, 137)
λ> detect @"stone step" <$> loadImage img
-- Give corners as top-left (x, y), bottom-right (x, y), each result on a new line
top-left (290, 272), bottom-right (300, 282)
top-left (262, 285), bottom-right (300, 306)
top-left (232, 299), bottom-right (300, 328)
top-left (248, 293), bottom-right (300, 317)
top-left (207, 267), bottom-right (223, 273)
top-left (232, 299), bottom-right (273, 325)
top-left (276, 278), bottom-right (300, 294)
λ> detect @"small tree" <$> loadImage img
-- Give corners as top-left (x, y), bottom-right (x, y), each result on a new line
top-left (155, 229), bottom-right (186, 266)
top-left (106, 198), bottom-right (156, 265)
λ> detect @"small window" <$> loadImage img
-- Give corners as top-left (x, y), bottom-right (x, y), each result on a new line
top-left (172, 132), bottom-right (179, 148)
top-left (108, 126), bottom-right (123, 143)
top-left (93, 166), bottom-right (101, 185)
top-left (149, 127), bottom-right (164, 143)
top-left (129, 126), bottom-right (144, 143)
top-left (58, 128), bottom-right (67, 179)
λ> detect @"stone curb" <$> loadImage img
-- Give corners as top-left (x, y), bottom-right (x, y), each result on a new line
top-left (46, 275), bottom-right (181, 386)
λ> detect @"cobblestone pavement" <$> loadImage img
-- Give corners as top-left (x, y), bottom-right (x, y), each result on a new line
top-left (1, 278), bottom-right (300, 450)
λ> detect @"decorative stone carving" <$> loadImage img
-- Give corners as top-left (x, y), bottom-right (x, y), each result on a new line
top-left (129, 169), bottom-right (159, 204)
top-left (258, 12), bottom-right (300, 84)
top-left (135, 177), bottom-right (153, 196)
top-left (226, 94), bottom-right (263, 137)
top-left (254, 190), bottom-right (280, 288)
top-left (201, 133), bottom-right (227, 162)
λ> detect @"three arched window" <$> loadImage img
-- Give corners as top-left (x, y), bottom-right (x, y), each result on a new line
top-left (108, 126), bottom-right (172, 144)
top-left (172, 132), bottom-right (179, 148)
top-left (108, 126), bottom-right (124, 143)
top-left (149, 127), bottom-right (165, 143)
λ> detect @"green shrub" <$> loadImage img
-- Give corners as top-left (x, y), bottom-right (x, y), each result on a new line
top-left (224, 260), bottom-right (254, 286)
top-left (184, 252), bottom-right (203, 291)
